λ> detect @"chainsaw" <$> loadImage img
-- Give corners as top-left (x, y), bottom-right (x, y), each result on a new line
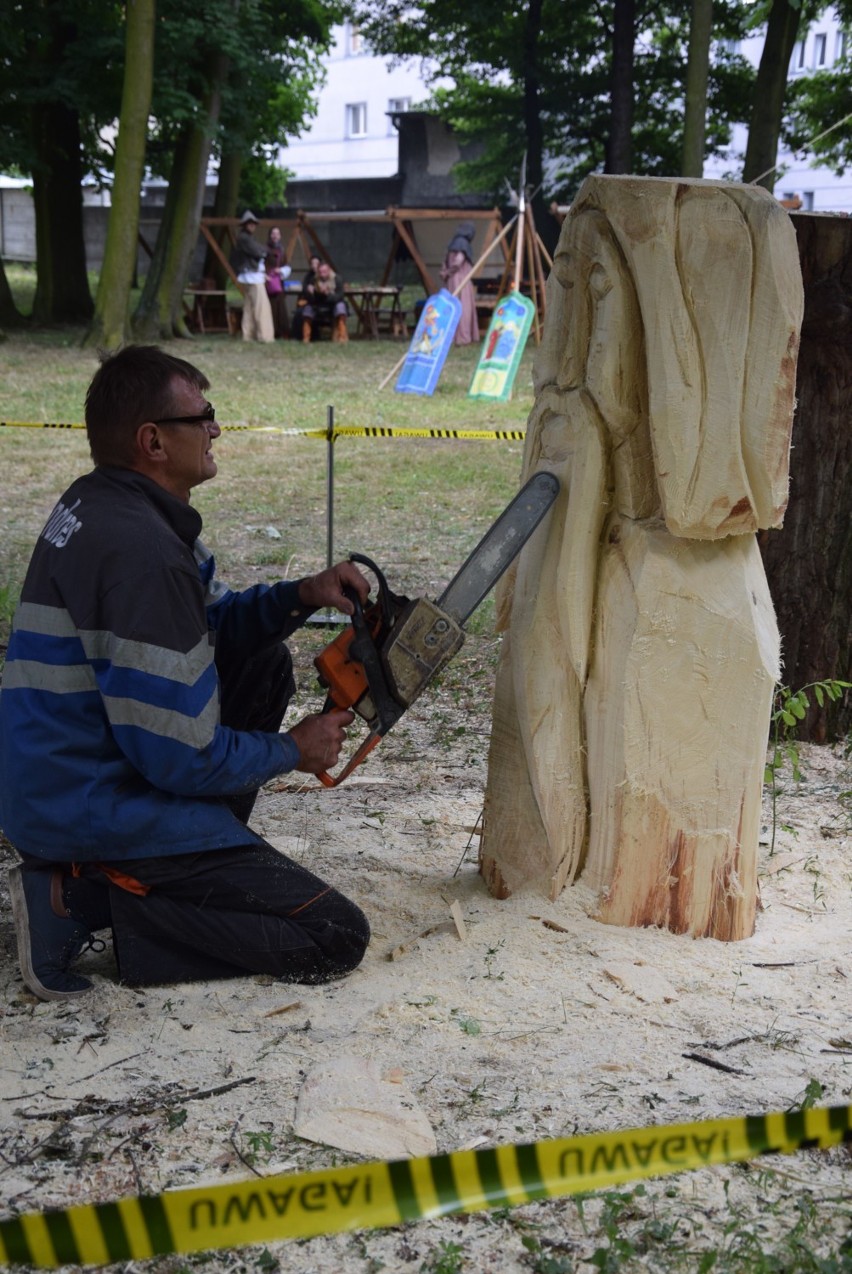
top-left (313, 470), bottom-right (560, 786)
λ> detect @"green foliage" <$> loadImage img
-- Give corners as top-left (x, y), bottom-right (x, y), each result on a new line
top-left (786, 56), bottom-right (852, 173)
top-left (764, 678), bottom-right (851, 854)
top-left (420, 1239), bottom-right (465, 1274)
top-left (795, 1077), bottom-right (825, 1109)
top-left (0, 0), bottom-right (125, 177)
top-left (351, 0), bottom-right (756, 200)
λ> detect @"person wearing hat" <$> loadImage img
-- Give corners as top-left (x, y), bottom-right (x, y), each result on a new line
top-left (440, 220), bottom-right (480, 346)
top-left (230, 211), bottom-right (274, 343)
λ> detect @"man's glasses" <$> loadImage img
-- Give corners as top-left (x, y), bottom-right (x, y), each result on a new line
top-left (154, 404), bottom-right (216, 427)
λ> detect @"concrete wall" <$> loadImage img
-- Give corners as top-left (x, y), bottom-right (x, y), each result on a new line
top-left (1, 113), bottom-right (495, 283)
top-left (0, 190), bottom-right (36, 261)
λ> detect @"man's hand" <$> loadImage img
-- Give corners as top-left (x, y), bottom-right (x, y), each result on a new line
top-left (288, 709), bottom-right (355, 775)
top-left (298, 561), bottom-right (370, 616)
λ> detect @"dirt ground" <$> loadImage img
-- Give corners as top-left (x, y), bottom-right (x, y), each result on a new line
top-left (1, 629), bottom-right (850, 1273)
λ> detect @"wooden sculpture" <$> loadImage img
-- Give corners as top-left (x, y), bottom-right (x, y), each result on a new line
top-left (480, 176), bottom-right (804, 940)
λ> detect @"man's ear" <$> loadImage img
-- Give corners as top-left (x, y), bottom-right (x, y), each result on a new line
top-left (136, 422), bottom-right (167, 463)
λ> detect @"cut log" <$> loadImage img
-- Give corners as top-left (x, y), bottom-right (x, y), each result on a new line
top-left (481, 176), bottom-right (803, 940)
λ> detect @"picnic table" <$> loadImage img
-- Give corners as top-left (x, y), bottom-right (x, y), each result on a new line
top-left (345, 285), bottom-right (406, 338)
top-left (184, 287), bottom-right (233, 335)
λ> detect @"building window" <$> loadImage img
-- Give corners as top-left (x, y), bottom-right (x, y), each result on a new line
top-left (387, 97), bottom-right (411, 134)
top-left (814, 32), bottom-right (827, 66)
top-left (836, 29), bottom-right (848, 61)
top-left (347, 22), bottom-right (364, 55)
top-left (803, 191), bottom-right (814, 210)
top-left (346, 102), bottom-right (367, 138)
top-left (790, 40), bottom-right (806, 72)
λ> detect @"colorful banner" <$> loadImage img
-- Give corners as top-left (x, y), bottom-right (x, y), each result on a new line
top-left (469, 290), bottom-right (536, 402)
top-left (395, 289), bottom-right (462, 397)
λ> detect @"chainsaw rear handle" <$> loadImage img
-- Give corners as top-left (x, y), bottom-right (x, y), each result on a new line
top-left (313, 555), bottom-right (408, 786)
top-left (317, 730), bottom-right (383, 788)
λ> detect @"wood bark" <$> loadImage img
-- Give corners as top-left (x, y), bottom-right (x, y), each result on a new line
top-left (481, 176), bottom-right (803, 941)
top-left (85, 0), bottom-right (156, 350)
top-left (202, 149), bottom-right (243, 289)
top-left (742, 0), bottom-right (801, 190)
top-left (0, 257), bottom-right (24, 328)
top-left (133, 44), bottom-right (229, 341)
top-left (760, 213), bottom-right (852, 740)
top-left (681, 0), bottom-right (712, 177)
top-left (29, 99), bottom-right (93, 325)
top-left (606, 0), bottom-right (635, 174)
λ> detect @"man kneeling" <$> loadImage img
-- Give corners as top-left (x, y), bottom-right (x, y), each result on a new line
top-left (0, 346), bottom-right (370, 1000)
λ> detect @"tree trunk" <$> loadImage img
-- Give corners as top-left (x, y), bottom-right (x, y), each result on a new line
top-left (681, 0), bottom-right (713, 177)
top-left (606, 0), bottom-right (635, 173)
top-left (520, 0), bottom-right (556, 257)
top-left (742, 0), bottom-right (801, 189)
top-left (133, 58), bottom-right (227, 340)
top-left (203, 148), bottom-right (243, 288)
top-left (29, 99), bottom-right (93, 324)
top-left (0, 256), bottom-right (25, 327)
top-left (84, 0), bottom-right (156, 350)
top-left (760, 213), bottom-right (852, 740)
top-left (480, 176), bottom-right (803, 940)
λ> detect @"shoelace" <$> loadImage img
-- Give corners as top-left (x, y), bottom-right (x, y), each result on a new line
top-left (80, 935), bottom-right (107, 956)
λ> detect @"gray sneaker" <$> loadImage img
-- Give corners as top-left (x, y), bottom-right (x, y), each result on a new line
top-left (8, 864), bottom-right (94, 1001)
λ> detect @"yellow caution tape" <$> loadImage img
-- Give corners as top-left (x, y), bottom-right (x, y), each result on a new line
top-left (0, 421), bottom-right (86, 430)
top-left (319, 425), bottom-right (527, 441)
top-left (0, 422), bottom-right (524, 441)
top-left (1, 1105), bottom-right (848, 1268)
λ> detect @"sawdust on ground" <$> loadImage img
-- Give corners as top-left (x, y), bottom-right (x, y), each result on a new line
top-left (1, 693), bottom-right (850, 1272)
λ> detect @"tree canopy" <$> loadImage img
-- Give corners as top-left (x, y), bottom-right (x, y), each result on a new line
top-left (1, 0), bottom-right (339, 330)
top-left (785, 1), bottom-right (852, 172)
top-left (349, 0), bottom-right (756, 202)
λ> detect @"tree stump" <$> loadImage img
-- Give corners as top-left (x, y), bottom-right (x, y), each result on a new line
top-left (760, 213), bottom-right (852, 741)
top-left (480, 175), bottom-right (804, 940)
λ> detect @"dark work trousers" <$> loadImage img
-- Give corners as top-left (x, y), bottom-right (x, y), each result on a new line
top-left (80, 640), bottom-right (370, 987)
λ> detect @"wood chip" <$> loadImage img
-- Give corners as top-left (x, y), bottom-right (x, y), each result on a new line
top-left (450, 899), bottom-right (468, 942)
top-left (602, 962), bottom-right (678, 1004)
top-left (542, 918), bottom-right (570, 933)
top-left (263, 1001), bottom-right (304, 1017)
top-left (387, 920), bottom-right (455, 960)
top-left (294, 1057), bottom-right (436, 1159)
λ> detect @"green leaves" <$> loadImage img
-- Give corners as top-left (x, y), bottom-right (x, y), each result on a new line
top-left (764, 679), bottom-right (851, 853)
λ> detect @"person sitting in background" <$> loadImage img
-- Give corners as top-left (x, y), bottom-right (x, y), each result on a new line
top-left (299, 261), bottom-right (349, 344)
top-left (230, 211), bottom-right (274, 343)
top-left (264, 227), bottom-right (292, 339)
top-left (292, 255), bottom-right (321, 339)
top-left (440, 221), bottom-right (480, 347)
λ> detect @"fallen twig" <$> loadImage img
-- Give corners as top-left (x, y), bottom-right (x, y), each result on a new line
top-left (681, 1052), bottom-right (746, 1075)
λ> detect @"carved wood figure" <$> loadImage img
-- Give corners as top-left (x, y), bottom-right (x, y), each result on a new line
top-left (480, 176), bottom-right (804, 940)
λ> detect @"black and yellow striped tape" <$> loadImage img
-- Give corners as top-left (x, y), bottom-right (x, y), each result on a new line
top-left (0, 422), bottom-right (524, 441)
top-left (2, 1105), bottom-right (848, 1268)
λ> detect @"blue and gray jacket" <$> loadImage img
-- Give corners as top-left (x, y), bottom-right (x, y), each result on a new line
top-left (0, 467), bottom-right (314, 862)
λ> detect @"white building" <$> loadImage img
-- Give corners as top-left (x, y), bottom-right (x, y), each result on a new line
top-left (285, 15), bottom-right (852, 212)
top-left (705, 7), bottom-right (852, 213)
top-left (281, 21), bottom-right (437, 183)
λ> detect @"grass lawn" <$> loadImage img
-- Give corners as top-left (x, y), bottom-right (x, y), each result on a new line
top-left (0, 286), bottom-right (536, 641)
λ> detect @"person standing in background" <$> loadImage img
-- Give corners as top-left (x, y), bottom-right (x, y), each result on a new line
top-left (440, 221), bottom-right (480, 346)
top-left (265, 227), bottom-right (292, 339)
top-left (230, 211), bottom-right (274, 343)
